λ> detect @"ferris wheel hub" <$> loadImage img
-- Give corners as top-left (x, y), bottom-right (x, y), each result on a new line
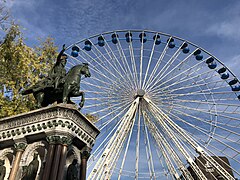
top-left (135, 89), bottom-right (145, 98)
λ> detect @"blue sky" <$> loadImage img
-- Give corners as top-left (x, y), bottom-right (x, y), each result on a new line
top-left (6, 0), bottom-right (240, 78)
top-left (4, 1), bottom-right (240, 178)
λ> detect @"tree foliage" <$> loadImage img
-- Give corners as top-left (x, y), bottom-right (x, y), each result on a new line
top-left (0, 24), bottom-right (58, 118)
top-left (85, 113), bottom-right (99, 123)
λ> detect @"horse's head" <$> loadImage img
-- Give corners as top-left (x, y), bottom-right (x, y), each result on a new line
top-left (81, 63), bottom-right (91, 78)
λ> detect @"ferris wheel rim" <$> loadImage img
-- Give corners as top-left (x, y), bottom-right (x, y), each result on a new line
top-left (65, 29), bottom-right (239, 82)
top-left (64, 29), bottom-right (240, 179)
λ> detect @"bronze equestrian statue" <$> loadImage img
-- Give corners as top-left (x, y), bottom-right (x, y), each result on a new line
top-left (21, 45), bottom-right (91, 110)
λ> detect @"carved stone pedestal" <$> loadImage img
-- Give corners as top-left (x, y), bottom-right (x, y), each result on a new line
top-left (0, 104), bottom-right (100, 180)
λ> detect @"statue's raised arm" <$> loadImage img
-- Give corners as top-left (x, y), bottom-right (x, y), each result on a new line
top-left (47, 44), bottom-right (67, 89)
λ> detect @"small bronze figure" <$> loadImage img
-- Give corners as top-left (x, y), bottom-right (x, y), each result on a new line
top-left (0, 160), bottom-right (6, 180)
top-left (67, 159), bottom-right (78, 180)
top-left (22, 152), bottom-right (39, 180)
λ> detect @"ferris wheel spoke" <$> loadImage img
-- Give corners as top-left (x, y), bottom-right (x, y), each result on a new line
top-left (144, 38), bottom-right (171, 90)
top-left (148, 58), bottom-right (211, 93)
top-left (98, 104), bottom-right (131, 132)
top-left (151, 83), bottom-right (233, 103)
top-left (129, 36), bottom-right (139, 89)
top-left (170, 99), bottom-right (240, 118)
top-left (82, 90), bottom-right (110, 96)
top-left (104, 38), bottom-right (135, 88)
top-left (87, 76), bottom-right (113, 88)
top-left (83, 98), bottom-right (127, 109)
top-left (139, 31), bottom-right (146, 88)
top-left (170, 103), bottom-right (240, 127)
top-left (166, 107), bottom-right (240, 150)
top-left (89, 76), bottom-right (133, 94)
top-left (203, 143), bottom-right (240, 176)
top-left (88, 66), bottom-right (123, 87)
top-left (79, 48), bottom-right (123, 85)
top-left (91, 40), bottom-right (134, 89)
top-left (152, 141), bottom-right (171, 179)
top-left (103, 38), bottom-right (126, 74)
top-left (171, 104), bottom-right (240, 130)
top-left (87, 41), bottom-right (122, 80)
top-left (145, 43), bottom-right (185, 90)
top-left (116, 34), bottom-right (138, 88)
top-left (152, 41), bottom-right (191, 83)
top-left (64, 52), bottom-right (80, 67)
top-left (150, 65), bottom-right (216, 94)
top-left (160, 79), bottom-right (226, 96)
top-left (192, 136), bottom-right (240, 176)
top-left (145, 50), bottom-right (195, 91)
top-left (142, 33), bottom-right (158, 89)
top-left (146, 120), bottom-right (180, 180)
top-left (158, 90), bottom-right (238, 102)
top-left (81, 81), bottom-right (113, 91)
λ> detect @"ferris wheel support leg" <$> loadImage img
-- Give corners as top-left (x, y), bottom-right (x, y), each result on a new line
top-left (144, 97), bottom-right (235, 180)
top-left (88, 98), bottom-right (140, 179)
top-left (143, 111), bottom-right (194, 180)
top-left (144, 98), bottom-right (208, 180)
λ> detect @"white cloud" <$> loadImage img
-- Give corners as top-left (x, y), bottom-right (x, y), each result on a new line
top-left (206, 18), bottom-right (240, 40)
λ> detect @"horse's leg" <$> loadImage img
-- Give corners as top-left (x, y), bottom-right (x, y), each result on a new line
top-left (79, 91), bottom-right (85, 109)
top-left (63, 84), bottom-right (72, 103)
top-left (71, 90), bottom-right (85, 109)
top-left (33, 92), bottom-right (44, 108)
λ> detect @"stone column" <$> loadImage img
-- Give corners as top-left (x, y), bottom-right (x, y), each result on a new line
top-left (57, 136), bottom-right (72, 180)
top-left (80, 147), bottom-right (91, 180)
top-left (50, 144), bottom-right (62, 180)
top-left (9, 142), bottom-right (27, 180)
top-left (42, 136), bottom-right (57, 180)
top-left (43, 135), bottom-right (72, 180)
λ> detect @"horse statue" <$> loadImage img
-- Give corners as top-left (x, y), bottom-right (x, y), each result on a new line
top-left (21, 63), bottom-right (91, 109)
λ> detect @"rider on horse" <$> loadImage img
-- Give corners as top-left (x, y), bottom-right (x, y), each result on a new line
top-left (21, 44), bottom-right (91, 109)
top-left (32, 44), bottom-right (67, 92)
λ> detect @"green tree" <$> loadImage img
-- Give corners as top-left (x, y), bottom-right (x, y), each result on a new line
top-left (0, 24), bottom-right (58, 118)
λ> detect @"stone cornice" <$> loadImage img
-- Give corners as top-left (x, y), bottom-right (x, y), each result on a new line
top-left (0, 104), bottom-right (100, 149)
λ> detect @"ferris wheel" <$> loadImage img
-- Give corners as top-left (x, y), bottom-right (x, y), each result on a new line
top-left (64, 30), bottom-right (240, 179)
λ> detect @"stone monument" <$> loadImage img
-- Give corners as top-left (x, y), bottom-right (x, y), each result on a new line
top-left (0, 103), bottom-right (99, 180)
top-left (0, 46), bottom-right (100, 180)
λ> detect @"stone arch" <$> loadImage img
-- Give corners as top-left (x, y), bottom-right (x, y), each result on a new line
top-left (64, 146), bottom-right (81, 180)
top-left (20, 141), bottom-right (47, 180)
top-left (21, 141), bottom-right (47, 165)
top-left (0, 148), bottom-right (14, 180)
